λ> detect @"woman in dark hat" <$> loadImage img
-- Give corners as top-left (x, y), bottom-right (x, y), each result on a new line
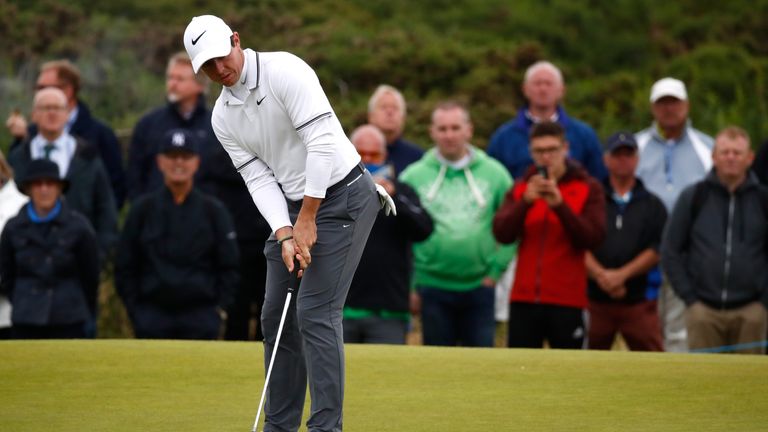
top-left (0, 158), bottom-right (99, 338)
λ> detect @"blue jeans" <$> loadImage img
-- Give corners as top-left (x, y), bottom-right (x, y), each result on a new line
top-left (419, 286), bottom-right (495, 347)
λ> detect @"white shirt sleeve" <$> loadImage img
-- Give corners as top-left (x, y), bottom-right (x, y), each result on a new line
top-left (212, 114), bottom-right (291, 233)
top-left (273, 54), bottom-right (337, 199)
top-left (299, 116), bottom-right (336, 198)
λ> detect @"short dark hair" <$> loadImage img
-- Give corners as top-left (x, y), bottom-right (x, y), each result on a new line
top-left (431, 100), bottom-right (471, 124)
top-left (529, 121), bottom-right (565, 141)
top-left (716, 125), bottom-right (750, 144)
top-left (41, 60), bottom-right (81, 96)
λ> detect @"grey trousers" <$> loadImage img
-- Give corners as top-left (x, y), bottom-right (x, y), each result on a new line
top-left (261, 170), bottom-right (379, 432)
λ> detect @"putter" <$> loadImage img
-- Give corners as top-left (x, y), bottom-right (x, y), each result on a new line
top-left (251, 263), bottom-right (300, 432)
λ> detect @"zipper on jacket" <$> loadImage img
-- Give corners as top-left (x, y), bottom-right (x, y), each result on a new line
top-left (535, 208), bottom-right (550, 303)
top-left (721, 194), bottom-right (735, 308)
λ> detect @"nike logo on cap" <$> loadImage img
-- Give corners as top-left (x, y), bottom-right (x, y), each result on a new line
top-left (191, 30), bottom-right (206, 45)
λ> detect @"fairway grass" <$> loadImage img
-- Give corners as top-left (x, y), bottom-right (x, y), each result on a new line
top-left (1, 340), bottom-right (766, 431)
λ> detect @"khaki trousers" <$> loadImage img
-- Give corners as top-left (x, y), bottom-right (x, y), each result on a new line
top-left (686, 301), bottom-right (768, 354)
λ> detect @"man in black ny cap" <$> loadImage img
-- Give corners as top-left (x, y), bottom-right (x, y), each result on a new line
top-left (116, 128), bottom-right (240, 339)
top-left (0, 158), bottom-right (100, 338)
top-left (585, 131), bottom-right (666, 351)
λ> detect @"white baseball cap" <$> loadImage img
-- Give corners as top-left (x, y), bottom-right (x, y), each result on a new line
top-left (649, 77), bottom-right (688, 103)
top-left (184, 15), bottom-right (234, 73)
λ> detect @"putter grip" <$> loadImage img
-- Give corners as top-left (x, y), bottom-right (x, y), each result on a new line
top-left (289, 259), bottom-right (300, 293)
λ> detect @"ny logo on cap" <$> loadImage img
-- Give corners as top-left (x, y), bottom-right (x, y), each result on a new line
top-left (172, 132), bottom-right (186, 147)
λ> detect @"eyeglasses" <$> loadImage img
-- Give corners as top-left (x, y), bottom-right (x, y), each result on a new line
top-left (35, 105), bottom-right (68, 113)
top-left (35, 84), bottom-right (66, 91)
top-left (530, 145), bottom-right (563, 156)
top-left (357, 150), bottom-right (384, 159)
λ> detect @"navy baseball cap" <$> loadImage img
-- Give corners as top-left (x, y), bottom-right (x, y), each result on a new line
top-left (160, 129), bottom-right (199, 155)
top-left (605, 131), bottom-right (638, 153)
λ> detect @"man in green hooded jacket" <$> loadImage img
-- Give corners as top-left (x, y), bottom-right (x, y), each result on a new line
top-left (400, 101), bottom-right (515, 347)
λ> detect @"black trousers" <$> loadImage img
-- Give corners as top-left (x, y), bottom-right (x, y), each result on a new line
top-left (12, 322), bottom-right (86, 339)
top-left (507, 302), bottom-right (585, 349)
top-left (224, 240), bottom-right (268, 341)
top-left (132, 304), bottom-right (220, 340)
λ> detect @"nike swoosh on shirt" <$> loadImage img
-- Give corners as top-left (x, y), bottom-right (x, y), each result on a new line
top-left (257, 95), bottom-right (267, 105)
top-left (191, 30), bottom-right (207, 45)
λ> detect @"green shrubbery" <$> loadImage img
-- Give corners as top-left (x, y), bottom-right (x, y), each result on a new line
top-left (3, 0), bottom-right (768, 151)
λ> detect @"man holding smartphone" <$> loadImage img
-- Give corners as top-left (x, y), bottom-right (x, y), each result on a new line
top-left (493, 121), bottom-right (606, 349)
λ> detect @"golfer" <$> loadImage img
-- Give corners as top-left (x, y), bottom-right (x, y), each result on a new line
top-left (184, 15), bottom-right (385, 432)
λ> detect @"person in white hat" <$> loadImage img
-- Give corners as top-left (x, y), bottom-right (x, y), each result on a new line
top-left (635, 77), bottom-right (714, 352)
top-left (184, 14), bottom-right (391, 432)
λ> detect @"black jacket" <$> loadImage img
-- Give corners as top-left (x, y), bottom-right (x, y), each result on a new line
top-left (588, 178), bottom-right (667, 303)
top-left (115, 187), bottom-right (240, 316)
top-left (12, 101), bottom-right (126, 208)
top-left (662, 171), bottom-right (768, 309)
top-left (9, 137), bottom-right (118, 260)
top-left (128, 97), bottom-right (214, 200)
top-left (0, 202), bottom-right (99, 326)
top-left (346, 180), bottom-right (433, 313)
top-left (127, 97), bottom-right (270, 243)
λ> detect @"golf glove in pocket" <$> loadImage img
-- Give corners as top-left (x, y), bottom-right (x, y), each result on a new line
top-left (375, 183), bottom-right (397, 216)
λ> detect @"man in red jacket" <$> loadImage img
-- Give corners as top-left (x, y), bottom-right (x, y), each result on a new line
top-left (493, 121), bottom-right (605, 348)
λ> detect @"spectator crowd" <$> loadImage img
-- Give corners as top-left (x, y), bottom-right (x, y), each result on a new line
top-left (1, 56), bottom-right (766, 355)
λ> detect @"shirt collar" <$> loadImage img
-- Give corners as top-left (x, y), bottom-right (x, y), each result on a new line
top-left (435, 145), bottom-right (474, 169)
top-left (651, 119), bottom-right (693, 144)
top-left (222, 49), bottom-right (260, 106)
top-left (27, 200), bottom-right (62, 224)
top-left (524, 108), bottom-right (559, 123)
top-left (31, 132), bottom-right (72, 150)
top-left (65, 106), bottom-right (79, 132)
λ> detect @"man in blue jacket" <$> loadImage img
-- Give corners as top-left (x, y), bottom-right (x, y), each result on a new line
top-left (488, 60), bottom-right (606, 181)
top-left (367, 85), bottom-right (424, 176)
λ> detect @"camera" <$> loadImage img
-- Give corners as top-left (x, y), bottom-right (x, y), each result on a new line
top-left (536, 165), bottom-right (548, 179)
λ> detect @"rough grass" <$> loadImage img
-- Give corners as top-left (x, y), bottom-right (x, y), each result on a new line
top-left (1, 340), bottom-right (766, 431)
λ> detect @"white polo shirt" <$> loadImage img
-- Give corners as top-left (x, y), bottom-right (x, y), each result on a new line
top-left (211, 49), bottom-right (360, 232)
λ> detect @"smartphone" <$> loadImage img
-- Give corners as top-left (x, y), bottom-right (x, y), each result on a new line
top-left (536, 165), bottom-right (548, 179)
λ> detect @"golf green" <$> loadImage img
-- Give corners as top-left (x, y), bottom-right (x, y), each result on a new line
top-left (1, 340), bottom-right (766, 431)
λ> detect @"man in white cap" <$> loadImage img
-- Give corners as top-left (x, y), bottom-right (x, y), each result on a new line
top-left (184, 15), bottom-right (389, 432)
top-left (635, 77), bottom-right (714, 352)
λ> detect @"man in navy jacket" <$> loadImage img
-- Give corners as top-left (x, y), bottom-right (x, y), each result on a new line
top-left (7, 60), bottom-right (126, 208)
top-left (344, 124), bottom-right (433, 344)
top-left (488, 61), bottom-right (606, 181)
top-left (127, 52), bottom-right (270, 340)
